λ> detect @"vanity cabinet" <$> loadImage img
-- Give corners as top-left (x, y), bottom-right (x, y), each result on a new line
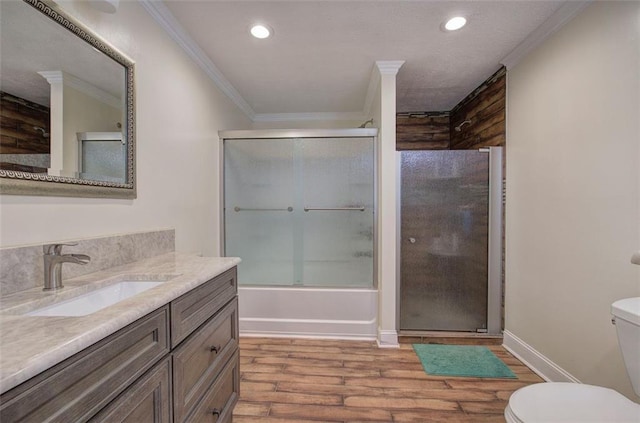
top-left (0, 266), bottom-right (239, 423)
top-left (0, 306), bottom-right (171, 422)
top-left (173, 297), bottom-right (239, 422)
top-left (172, 268), bottom-right (239, 423)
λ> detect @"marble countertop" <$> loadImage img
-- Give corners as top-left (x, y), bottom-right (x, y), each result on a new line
top-left (0, 252), bottom-right (240, 394)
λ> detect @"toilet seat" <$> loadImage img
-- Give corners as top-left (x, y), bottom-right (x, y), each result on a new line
top-left (505, 382), bottom-right (640, 422)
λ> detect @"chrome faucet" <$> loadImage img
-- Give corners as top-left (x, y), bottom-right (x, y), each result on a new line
top-left (43, 243), bottom-right (91, 291)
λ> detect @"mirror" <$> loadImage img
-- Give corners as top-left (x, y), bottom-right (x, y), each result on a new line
top-left (0, 0), bottom-right (135, 198)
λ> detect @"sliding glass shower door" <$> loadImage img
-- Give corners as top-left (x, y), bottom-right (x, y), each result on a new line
top-left (224, 135), bottom-right (374, 288)
top-left (224, 139), bottom-right (295, 284)
top-left (300, 138), bottom-right (374, 286)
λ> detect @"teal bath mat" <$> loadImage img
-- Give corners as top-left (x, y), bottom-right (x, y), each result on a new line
top-left (413, 344), bottom-right (517, 378)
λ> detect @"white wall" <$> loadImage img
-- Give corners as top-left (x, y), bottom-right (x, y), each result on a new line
top-left (63, 85), bottom-right (122, 176)
top-left (0, 1), bottom-right (251, 256)
top-left (506, 1), bottom-right (640, 399)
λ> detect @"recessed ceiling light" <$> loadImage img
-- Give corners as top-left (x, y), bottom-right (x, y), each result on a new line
top-left (250, 24), bottom-right (272, 39)
top-left (444, 16), bottom-right (467, 31)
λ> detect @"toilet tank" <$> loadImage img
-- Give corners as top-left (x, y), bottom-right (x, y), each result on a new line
top-left (612, 297), bottom-right (640, 397)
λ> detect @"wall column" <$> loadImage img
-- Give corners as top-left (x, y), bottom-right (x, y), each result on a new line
top-left (376, 60), bottom-right (404, 348)
top-left (38, 71), bottom-right (65, 177)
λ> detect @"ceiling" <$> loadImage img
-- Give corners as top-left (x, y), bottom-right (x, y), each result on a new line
top-left (0, 0), bottom-right (124, 107)
top-left (149, 1), bottom-right (579, 121)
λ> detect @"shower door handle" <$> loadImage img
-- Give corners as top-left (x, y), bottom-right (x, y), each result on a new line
top-left (304, 207), bottom-right (365, 212)
top-left (234, 206), bottom-right (293, 212)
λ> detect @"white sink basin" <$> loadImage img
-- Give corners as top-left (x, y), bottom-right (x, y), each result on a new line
top-left (26, 281), bottom-right (165, 317)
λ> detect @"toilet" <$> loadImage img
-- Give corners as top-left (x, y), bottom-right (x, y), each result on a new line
top-left (505, 297), bottom-right (640, 422)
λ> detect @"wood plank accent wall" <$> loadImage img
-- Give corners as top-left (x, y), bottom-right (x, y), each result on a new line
top-left (396, 113), bottom-right (450, 150)
top-left (1, 92), bottom-right (50, 154)
top-left (450, 67), bottom-right (506, 150)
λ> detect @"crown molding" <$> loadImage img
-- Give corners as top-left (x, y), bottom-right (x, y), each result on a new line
top-left (38, 71), bottom-right (64, 85)
top-left (376, 60), bottom-right (405, 75)
top-left (139, 0), bottom-right (256, 120)
top-left (253, 111), bottom-right (367, 123)
top-left (38, 71), bottom-right (121, 108)
top-left (140, 0), bottom-right (400, 124)
top-left (255, 61), bottom-right (400, 123)
top-left (363, 65), bottom-right (381, 118)
top-left (501, 1), bottom-right (591, 70)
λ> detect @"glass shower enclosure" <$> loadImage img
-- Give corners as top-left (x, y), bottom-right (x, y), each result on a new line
top-left (399, 148), bottom-right (503, 334)
top-left (222, 130), bottom-right (376, 288)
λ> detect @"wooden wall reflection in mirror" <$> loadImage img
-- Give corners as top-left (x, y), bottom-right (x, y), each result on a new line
top-left (0, 0), bottom-right (135, 198)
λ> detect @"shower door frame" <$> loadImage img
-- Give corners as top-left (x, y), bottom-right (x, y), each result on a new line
top-left (396, 146), bottom-right (503, 335)
top-left (218, 128), bottom-right (379, 289)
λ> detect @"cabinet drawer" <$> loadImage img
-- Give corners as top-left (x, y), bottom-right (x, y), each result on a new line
top-left (173, 298), bottom-right (238, 423)
top-left (0, 306), bottom-right (170, 423)
top-left (90, 356), bottom-right (172, 423)
top-left (171, 267), bottom-right (237, 347)
top-left (184, 351), bottom-right (239, 423)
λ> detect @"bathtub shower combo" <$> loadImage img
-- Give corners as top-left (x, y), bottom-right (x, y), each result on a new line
top-left (221, 129), bottom-right (503, 339)
top-left (221, 129), bottom-right (378, 339)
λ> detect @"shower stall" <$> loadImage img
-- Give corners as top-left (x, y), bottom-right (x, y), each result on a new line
top-left (399, 148), bottom-right (503, 335)
top-left (220, 129), bottom-right (378, 339)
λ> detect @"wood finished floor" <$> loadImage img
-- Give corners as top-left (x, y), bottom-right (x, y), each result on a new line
top-left (233, 337), bottom-right (544, 423)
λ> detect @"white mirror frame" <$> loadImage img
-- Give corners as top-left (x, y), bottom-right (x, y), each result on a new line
top-left (0, 0), bottom-right (136, 199)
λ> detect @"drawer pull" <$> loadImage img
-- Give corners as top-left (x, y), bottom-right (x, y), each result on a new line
top-left (210, 345), bottom-right (221, 353)
top-left (211, 408), bottom-right (221, 418)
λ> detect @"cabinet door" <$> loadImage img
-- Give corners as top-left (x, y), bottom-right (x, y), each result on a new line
top-left (90, 357), bottom-right (172, 423)
top-left (173, 298), bottom-right (238, 423)
top-left (184, 351), bottom-right (239, 423)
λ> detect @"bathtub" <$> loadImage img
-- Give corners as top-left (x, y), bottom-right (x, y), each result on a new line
top-left (238, 286), bottom-right (378, 340)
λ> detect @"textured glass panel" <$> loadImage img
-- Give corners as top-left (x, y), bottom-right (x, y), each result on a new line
top-left (81, 140), bottom-right (125, 183)
top-left (0, 154), bottom-right (50, 170)
top-left (300, 138), bottom-right (374, 287)
top-left (224, 139), bottom-right (295, 285)
top-left (224, 136), bottom-right (375, 288)
top-left (400, 150), bottom-right (489, 331)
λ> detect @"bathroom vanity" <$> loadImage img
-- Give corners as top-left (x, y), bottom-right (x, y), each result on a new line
top-left (0, 253), bottom-right (240, 422)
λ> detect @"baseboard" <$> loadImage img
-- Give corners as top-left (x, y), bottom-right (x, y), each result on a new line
top-left (240, 332), bottom-right (376, 341)
top-left (503, 330), bottom-right (581, 383)
top-left (377, 328), bottom-right (400, 348)
top-left (239, 317), bottom-right (377, 341)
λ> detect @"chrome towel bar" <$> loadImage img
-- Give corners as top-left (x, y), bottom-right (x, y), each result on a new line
top-left (304, 207), bottom-right (365, 212)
